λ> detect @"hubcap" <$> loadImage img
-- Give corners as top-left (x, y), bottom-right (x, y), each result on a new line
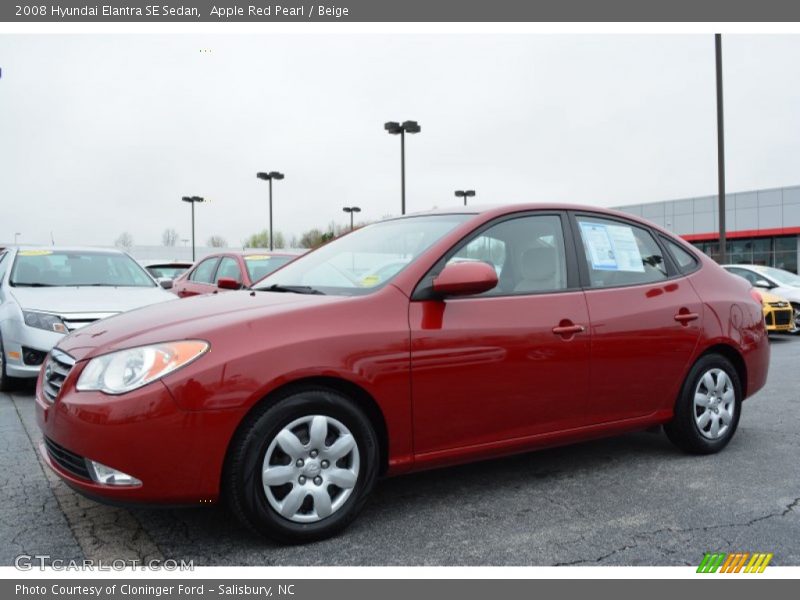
top-left (261, 415), bottom-right (360, 523)
top-left (693, 368), bottom-right (735, 440)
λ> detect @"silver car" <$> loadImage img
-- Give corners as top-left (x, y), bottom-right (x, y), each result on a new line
top-left (0, 246), bottom-right (175, 389)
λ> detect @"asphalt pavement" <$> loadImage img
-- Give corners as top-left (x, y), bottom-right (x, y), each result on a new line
top-left (2, 336), bottom-right (799, 566)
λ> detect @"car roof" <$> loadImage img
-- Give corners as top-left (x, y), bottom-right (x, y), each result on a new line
top-left (393, 202), bottom-right (659, 221)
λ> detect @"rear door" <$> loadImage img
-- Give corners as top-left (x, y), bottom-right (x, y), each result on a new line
top-left (571, 213), bottom-right (703, 423)
top-left (173, 257), bottom-right (220, 297)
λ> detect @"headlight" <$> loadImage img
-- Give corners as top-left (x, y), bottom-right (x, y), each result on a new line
top-left (76, 340), bottom-right (209, 395)
top-left (23, 311), bottom-right (68, 333)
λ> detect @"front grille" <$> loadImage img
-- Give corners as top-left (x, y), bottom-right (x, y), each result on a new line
top-left (42, 349), bottom-right (75, 403)
top-left (774, 310), bottom-right (793, 326)
top-left (44, 437), bottom-right (91, 481)
top-left (60, 312), bottom-right (116, 331)
top-left (769, 301), bottom-right (789, 308)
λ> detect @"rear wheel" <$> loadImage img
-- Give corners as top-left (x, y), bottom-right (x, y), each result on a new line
top-left (665, 354), bottom-right (742, 454)
top-left (224, 387), bottom-right (379, 543)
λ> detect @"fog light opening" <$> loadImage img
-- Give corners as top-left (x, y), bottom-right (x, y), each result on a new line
top-left (86, 460), bottom-right (141, 486)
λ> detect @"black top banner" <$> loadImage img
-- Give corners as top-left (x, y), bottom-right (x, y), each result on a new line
top-left (3, 0), bottom-right (800, 22)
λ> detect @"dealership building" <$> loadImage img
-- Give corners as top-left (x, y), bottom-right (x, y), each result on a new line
top-left (615, 184), bottom-right (800, 274)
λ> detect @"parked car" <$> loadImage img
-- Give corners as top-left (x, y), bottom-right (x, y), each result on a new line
top-left (747, 288), bottom-right (794, 334)
top-left (0, 246), bottom-right (175, 390)
top-left (171, 251), bottom-right (300, 297)
top-left (141, 261), bottom-right (192, 287)
top-left (36, 205), bottom-right (768, 543)
top-left (723, 264), bottom-right (800, 329)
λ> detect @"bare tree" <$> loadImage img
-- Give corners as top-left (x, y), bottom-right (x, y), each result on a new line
top-left (207, 235), bottom-right (227, 248)
top-left (114, 232), bottom-right (134, 250)
top-left (162, 228), bottom-right (179, 246)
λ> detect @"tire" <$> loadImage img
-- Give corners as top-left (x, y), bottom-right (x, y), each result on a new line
top-left (0, 332), bottom-right (16, 393)
top-left (223, 386), bottom-right (380, 543)
top-left (664, 354), bottom-right (742, 454)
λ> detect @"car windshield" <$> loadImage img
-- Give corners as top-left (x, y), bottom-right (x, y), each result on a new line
top-left (10, 250), bottom-right (156, 287)
top-left (253, 214), bottom-right (470, 295)
top-left (754, 266), bottom-right (800, 287)
top-left (244, 255), bottom-right (295, 282)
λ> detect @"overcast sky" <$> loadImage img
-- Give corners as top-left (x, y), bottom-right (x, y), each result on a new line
top-left (1, 34), bottom-right (799, 247)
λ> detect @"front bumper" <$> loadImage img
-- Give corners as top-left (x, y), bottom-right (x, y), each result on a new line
top-left (764, 306), bottom-right (795, 333)
top-left (3, 321), bottom-right (64, 378)
top-left (35, 366), bottom-right (245, 504)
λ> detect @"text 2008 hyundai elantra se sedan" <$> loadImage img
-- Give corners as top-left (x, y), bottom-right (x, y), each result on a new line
top-left (36, 204), bottom-right (769, 543)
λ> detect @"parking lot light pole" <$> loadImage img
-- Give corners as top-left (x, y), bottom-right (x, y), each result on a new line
top-left (715, 33), bottom-right (727, 264)
top-left (14, 232), bottom-right (20, 245)
top-left (384, 120), bottom-right (421, 215)
top-left (257, 171), bottom-right (285, 250)
top-left (342, 206), bottom-right (361, 231)
top-left (181, 196), bottom-right (204, 262)
top-left (454, 190), bottom-right (476, 206)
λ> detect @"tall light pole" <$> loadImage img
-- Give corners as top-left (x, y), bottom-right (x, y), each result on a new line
top-left (342, 206), bottom-right (361, 231)
top-left (715, 34), bottom-right (727, 264)
top-left (384, 120), bottom-right (421, 215)
top-left (14, 232), bottom-right (20, 245)
top-left (256, 171), bottom-right (285, 250)
top-left (181, 196), bottom-right (204, 261)
top-left (455, 190), bottom-right (476, 206)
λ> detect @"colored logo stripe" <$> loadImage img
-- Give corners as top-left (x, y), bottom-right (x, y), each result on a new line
top-left (697, 552), bottom-right (773, 573)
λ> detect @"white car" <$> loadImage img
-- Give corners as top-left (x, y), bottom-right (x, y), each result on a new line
top-left (723, 264), bottom-right (800, 329)
top-left (0, 246), bottom-right (175, 389)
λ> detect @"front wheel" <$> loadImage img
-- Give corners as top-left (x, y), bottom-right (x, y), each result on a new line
top-left (664, 354), bottom-right (742, 454)
top-left (224, 387), bottom-right (379, 543)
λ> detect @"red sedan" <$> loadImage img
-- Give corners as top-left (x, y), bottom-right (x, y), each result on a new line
top-left (171, 251), bottom-right (300, 297)
top-left (36, 204), bottom-right (769, 543)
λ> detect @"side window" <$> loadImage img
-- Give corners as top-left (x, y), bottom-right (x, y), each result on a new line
top-left (577, 216), bottom-right (668, 288)
top-left (726, 267), bottom-right (759, 285)
top-left (662, 237), bottom-right (699, 273)
top-left (216, 257), bottom-right (242, 283)
top-left (190, 258), bottom-right (219, 284)
top-left (446, 214), bottom-right (568, 296)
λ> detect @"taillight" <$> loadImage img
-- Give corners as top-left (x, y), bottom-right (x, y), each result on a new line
top-left (750, 288), bottom-right (764, 305)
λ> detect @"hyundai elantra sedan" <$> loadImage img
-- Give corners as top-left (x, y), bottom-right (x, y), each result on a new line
top-left (36, 204), bottom-right (769, 543)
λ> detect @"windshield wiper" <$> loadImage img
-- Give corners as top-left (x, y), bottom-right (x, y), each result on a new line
top-left (261, 284), bottom-right (325, 295)
top-left (10, 282), bottom-right (56, 287)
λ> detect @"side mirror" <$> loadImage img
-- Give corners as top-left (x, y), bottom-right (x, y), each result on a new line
top-left (432, 261), bottom-right (498, 297)
top-left (217, 277), bottom-right (242, 290)
top-left (753, 279), bottom-right (774, 289)
top-left (159, 279), bottom-right (174, 290)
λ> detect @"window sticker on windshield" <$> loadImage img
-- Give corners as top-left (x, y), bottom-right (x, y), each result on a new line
top-left (360, 275), bottom-right (381, 287)
top-left (580, 222), bottom-right (645, 273)
top-left (245, 255), bottom-right (271, 260)
top-left (18, 250), bottom-right (53, 256)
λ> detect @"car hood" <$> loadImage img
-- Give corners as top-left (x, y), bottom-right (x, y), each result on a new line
top-left (9, 286), bottom-right (175, 314)
top-left (56, 290), bottom-right (350, 361)
top-left (772, 285), bottom-right (800, 302)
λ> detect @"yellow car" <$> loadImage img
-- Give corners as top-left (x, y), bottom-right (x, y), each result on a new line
top-left (753, 289), bottom-right (795, 333)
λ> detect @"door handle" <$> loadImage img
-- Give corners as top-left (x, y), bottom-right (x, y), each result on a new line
top-left (552, 324), bottom-right (585, 336)
top-left (674, 312), bottom-right (699, 324)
